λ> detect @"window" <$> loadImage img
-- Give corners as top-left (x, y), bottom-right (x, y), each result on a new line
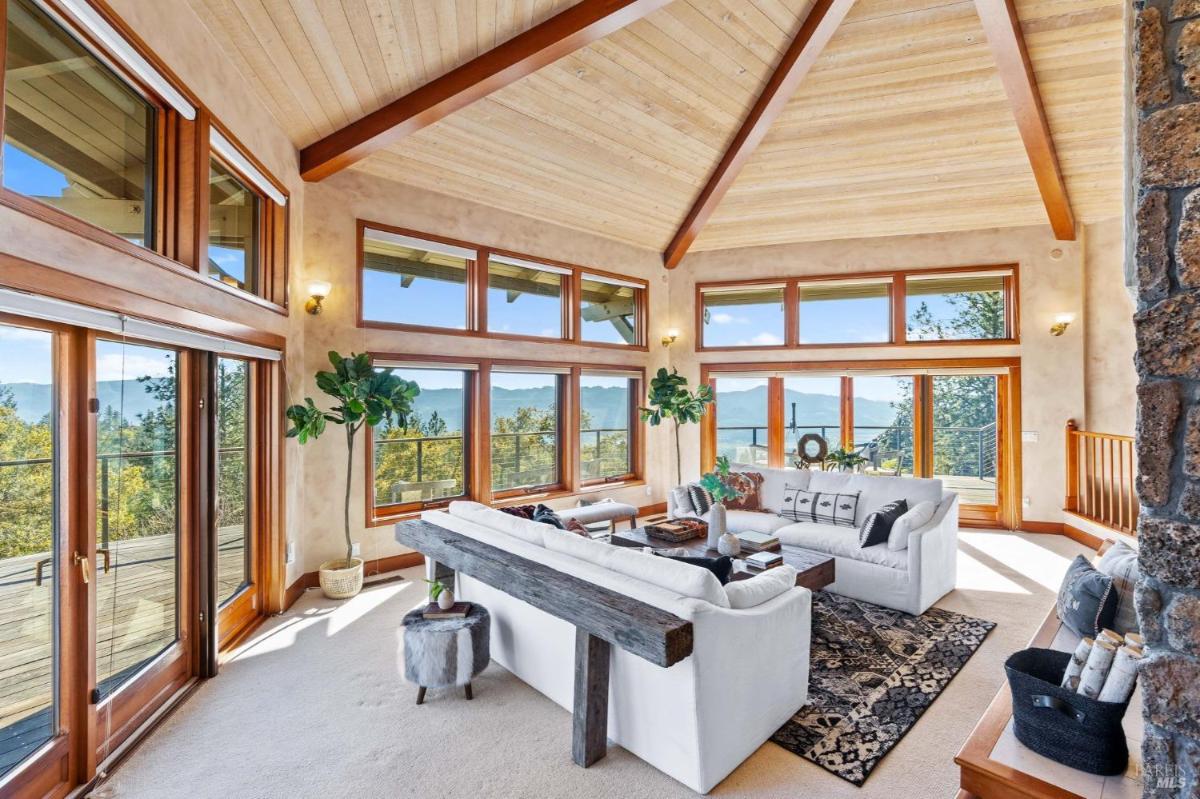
top-left (487, 255), bottom-right (566, 339)
top-left (490, 370), bottom-right (562, 494)
top-left (701, 285), bottom-right (786, 348)
top-left (207, 158), bottom-right (260, 293)
top-left (215, 357), bottom-right (250, 605)
top-left (782, 376), bottom-right (843, 458)
top-left (3, 0), bottom-right (156, 245)
top-left (581, 275), bottom-right (642, 345)
top-left (580, 373), bottom-right (635, 482)
top-left (714, 377), bottom-right (769, 465)
top-left (372, 366), bottom-right (469, 512)
top-left (906, 272), bottom-right (1009, 341)
top-left (361, 228), bottom-right (472, 329)
top-left (851, 376), bottom-right (915, 476)
top-left (798, 279), bottom-right (891, 344)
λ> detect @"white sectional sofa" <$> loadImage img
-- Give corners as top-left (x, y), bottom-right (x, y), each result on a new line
top-left (670, 466), bottom-right (959, 615)
top-left (421, 501), bottom-right (813, 794)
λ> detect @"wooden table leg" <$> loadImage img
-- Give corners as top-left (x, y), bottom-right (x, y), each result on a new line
top-left (572, 629), bottom-right (611, 767)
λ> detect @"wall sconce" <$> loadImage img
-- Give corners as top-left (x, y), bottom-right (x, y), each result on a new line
top-left (305, 281), bottom-right (332, 315)
top-left (661, 328), bottom-right (679, 347)
top-left (1050, 312), bottom-right (1075, 336)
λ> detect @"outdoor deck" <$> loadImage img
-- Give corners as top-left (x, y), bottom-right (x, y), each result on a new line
top-left (0, 527), bottom-right (245, 776)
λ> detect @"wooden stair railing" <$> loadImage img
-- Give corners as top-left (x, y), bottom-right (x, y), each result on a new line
top-left (1064, 419), bottom-right (1137, 535)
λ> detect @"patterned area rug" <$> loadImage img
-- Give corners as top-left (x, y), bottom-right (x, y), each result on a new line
top-left (772, 592), bottom-right (996, 786)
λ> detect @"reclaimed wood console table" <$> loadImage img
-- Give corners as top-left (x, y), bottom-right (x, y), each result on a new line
top-left (395, 519), bottom-right (694, 767)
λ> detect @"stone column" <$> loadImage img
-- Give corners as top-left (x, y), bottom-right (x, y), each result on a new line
top-left (1131, 1), bottom-right (1200, 795)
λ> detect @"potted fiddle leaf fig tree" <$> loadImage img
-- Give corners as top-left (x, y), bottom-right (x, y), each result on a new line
top-left (286, 351), bottom-right (419, 599)
top-left (640, 367), bottom-right (714, 487)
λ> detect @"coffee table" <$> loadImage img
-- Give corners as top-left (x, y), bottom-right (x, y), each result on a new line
top-left (610, 528), bottom-right (835, 592)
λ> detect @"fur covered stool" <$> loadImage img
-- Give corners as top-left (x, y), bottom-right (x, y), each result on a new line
top-left (401, 604), bottom-right (490, 704)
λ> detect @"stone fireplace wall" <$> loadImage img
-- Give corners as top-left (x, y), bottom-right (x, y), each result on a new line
top-left (1132, 1), bottom-right (1200, 794)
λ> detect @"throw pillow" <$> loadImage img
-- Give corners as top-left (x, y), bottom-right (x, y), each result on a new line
top-left (781, 485), bottom-right (860, 528)
top-left (655, 553), bottom-right (733, 585)
top-left (531, 504), bottom-right (565, 529)
top-left (499, 504), bottom-right (536, 520)
top-left (687, 483), bottom-right (714, 515)
top-left (1095, 540), bottom-right (1140, 634)
top-left (1056, 555), bottom-right (1118, 638)
top-left (564, 518), bottom-right (591, 537)
top-left (859, 499), bottom-right (908, 548)
top-left (724, 471), bottom-right (765, 511)
top-left (886, 500), bottom-right (938, 551)
top-left (670, 485), bottom-right (696, 515)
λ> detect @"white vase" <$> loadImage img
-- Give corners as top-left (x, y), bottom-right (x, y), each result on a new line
top-left (437, 589), bottom-right (455, 610)
top-left (707, 503), bottom-right (726, 550)
top-left (718, 532), bottom-right (741, 557)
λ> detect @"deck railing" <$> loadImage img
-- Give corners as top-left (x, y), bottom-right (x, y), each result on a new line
top-left (1065, 419), bottom-right (1137, 535)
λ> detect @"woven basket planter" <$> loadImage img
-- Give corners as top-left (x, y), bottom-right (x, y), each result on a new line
top-left (318, 558), bottom-right (364, 599)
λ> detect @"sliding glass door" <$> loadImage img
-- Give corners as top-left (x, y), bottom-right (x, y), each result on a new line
top-left (930, 374), bottom-right (1000, 514)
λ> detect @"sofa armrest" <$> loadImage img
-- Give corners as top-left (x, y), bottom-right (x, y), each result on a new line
top-left (906, 493), bottom-right (959, 614)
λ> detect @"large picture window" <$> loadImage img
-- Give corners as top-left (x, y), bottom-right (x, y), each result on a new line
top-left (486, 255), bottom-right (566, 339)
top-left (490, 370), bottom-right (562, 494)
top-left (714, 377), bottom-right (769, 465)
top-left (700, 285), bottom-right (786, 348)
top-left (905, 272), bottom-right (1010, 341)
top-left (3, 0), bottom-right (156, 245)
top-left (360, 228), bottom-right (472, 330)
top-left (798, 280), bottom-right (890, 345)
top-left (371, 366), bottom-right (470, 513)
top-left (580, 275), bottom-right (642, 345)
top-left (580, 373), bottom-right (636, 483)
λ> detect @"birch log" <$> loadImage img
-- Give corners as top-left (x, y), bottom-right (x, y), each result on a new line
top-left (1097, 645), bottom-right (1142, 703)
top-left (1078, 638), bottom-right (1118, 699)
top-left (1061, 637), bottom-right (1094, 690)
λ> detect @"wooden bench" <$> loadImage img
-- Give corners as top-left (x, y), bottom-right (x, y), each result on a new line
top-left (395, 519), bottom-right (694, 767)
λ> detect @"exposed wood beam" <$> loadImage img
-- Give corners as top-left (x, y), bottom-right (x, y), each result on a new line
top-left (662, 0), bottom-right (858, 269)
top-left (973, 0), bottom-right (1075, 241)
top-left (299, 0), bottom-right (674, 182)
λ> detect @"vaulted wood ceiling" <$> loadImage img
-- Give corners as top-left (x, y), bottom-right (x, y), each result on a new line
top-left (188, 0), bottom-right (1124, 255)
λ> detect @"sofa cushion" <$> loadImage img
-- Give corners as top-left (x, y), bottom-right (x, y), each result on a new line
top-left (670, 485), bottom-right (695, 515)
top-left (449, 501), bottom-right (547, 546)
top-left (724, 565), bottom-right (798, 609)
top-left (844, 474), bottom-right (943, 527)
top-left (1057, 555), bottom-right (1118, 638)
top-left (687, 483), bottom-right (715, 514)
top-left (715, 510), bottom-right (792, 535)
top-left (735, 465), bottom-right (810, 514)
top-left (807, 470), bottom-right (853, 493)
top-left (859, 499), bottom-right (908, 548)
top-left (777, 521), bottom-right (908, 570)
top-left (1095, 541), bottom-right (1139, 635)
top-left (887, 500), bottom-right (938, 551)
top-left (781, 486), bottom-right (860, 528)
top-left (533, 504), bottom-right (565, 529)
top-left (724, 471), bottom-right (765, 511)
top-left (656, 553), bottom-right (733, 585)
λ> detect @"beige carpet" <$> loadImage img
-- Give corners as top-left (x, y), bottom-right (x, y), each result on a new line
top-left (96, 531), bottom-right (1088, 799)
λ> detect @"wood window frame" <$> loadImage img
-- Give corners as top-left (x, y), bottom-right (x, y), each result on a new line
top-left (694, 264), bottom-right (1019, 352)
top-left (699, 357), bottom-right (1022, 529)
top-left (356, 219), bottom-right (649, 350)
top-left (0, 0), bottom-right (290, 315)
top-left (577, 368), bottom-right (643, 488)
top-left (365, 354), bottom-right (646, 526)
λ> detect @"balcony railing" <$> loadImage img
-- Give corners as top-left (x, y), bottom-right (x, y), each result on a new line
top-left (1065, 419), bottom-right (1137, 535)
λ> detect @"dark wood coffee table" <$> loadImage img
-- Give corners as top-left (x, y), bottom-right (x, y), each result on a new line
top-left (610, 528), bottom-right (835, 592)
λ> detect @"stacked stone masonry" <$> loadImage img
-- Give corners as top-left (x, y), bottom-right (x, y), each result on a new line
top-left (1133, 1), bottom-right (1200, 796)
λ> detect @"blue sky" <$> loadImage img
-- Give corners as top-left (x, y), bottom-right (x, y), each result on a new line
top-left (1, 143), bottom-right (69, 198)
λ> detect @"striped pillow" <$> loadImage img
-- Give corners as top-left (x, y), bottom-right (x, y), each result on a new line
top-left (781, 485), bottom-right (860, 528)
top-left (687, 483), bottom-right (714, 515)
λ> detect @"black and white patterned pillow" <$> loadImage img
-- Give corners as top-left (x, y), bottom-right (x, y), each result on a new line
top-left (686, 483), bottom-right (714, 515)
top-left (781, 485), bottom-right (860, 528)
top-left (859, 499), bottom-right (908, 548)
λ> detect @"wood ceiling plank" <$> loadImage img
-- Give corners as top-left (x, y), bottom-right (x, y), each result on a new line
top-left (662, 0), bottom-right (858, 268)
top-left (299, 0), bottom-right (674, 181)
top-left (973, 0), bottom-right (1075, 240)
top-left (340, 0), bottom-right (395, 100)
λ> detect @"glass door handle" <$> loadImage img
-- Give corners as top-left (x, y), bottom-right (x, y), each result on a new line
top-left (96, 548), bottom-right (111, 574)
top-left (34, 558), bottom-right (52, 586)
top-left (74, 552), bottom-right (90, 585)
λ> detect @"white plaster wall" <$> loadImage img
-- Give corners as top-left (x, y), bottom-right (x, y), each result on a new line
top-left (667, 226), bottom-right (1089, 524)
top-left (1083, 218), bottom-right (1138, 437)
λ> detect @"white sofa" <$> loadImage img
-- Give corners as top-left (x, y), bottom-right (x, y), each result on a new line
top-left (420, 501), bottom-right (812, 794)
top-left (670, 466), bottom-right (959, 615)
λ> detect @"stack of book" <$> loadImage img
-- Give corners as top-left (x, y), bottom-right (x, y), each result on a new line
top-left (645, 518), bottom-right (705, 543)
top-left (422, 602), bottom-right (472, 620)
top-left (736, 531), bottom-right (781, 553)
top-left (744, 551), bottom-right (784, 571)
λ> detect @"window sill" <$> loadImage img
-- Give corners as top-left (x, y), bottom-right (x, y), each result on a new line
top-left (367, 480), bottom-right (647, 527)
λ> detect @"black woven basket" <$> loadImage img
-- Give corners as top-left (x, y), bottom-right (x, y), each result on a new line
top-left (1004, 648), bottom-right (1131, 776)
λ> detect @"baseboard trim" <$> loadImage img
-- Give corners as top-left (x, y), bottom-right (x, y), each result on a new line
top-left (1062, 523), bottom-right (1105, 550)
top-left (283, 552), bottom-right (424, 612)
top-left (638, 501), bottom-right (667, 516)
top-left (1019, 520), bottom-right (1064, 535)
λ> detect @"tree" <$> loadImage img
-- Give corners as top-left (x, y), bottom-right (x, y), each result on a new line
top-left (640, 368), bottom-right (714, 487)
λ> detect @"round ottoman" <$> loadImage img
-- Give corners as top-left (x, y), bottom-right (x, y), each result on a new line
top-left (401, 604), bottom-right (490, 704)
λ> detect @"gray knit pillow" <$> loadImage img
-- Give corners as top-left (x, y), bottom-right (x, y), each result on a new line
top-left (1095, 541), bottom-right (1140, 635)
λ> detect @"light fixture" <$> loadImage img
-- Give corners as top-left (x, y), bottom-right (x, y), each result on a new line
top-left (1050, 312), bottom-right (1075, 336)
top-left (306, 280), bottom-right (332, 315)
top-left (661, 328), bottom-right (679, 347)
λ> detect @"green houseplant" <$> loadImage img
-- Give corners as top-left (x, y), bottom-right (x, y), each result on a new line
top-left (825, 446), bottom-right (869, 473)
top-left (699, 456), bottom-right (745, 552)
top-left (286, 351), bottom-right (419, 599)
top-left (640, 368), bottom-right (714, 487)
